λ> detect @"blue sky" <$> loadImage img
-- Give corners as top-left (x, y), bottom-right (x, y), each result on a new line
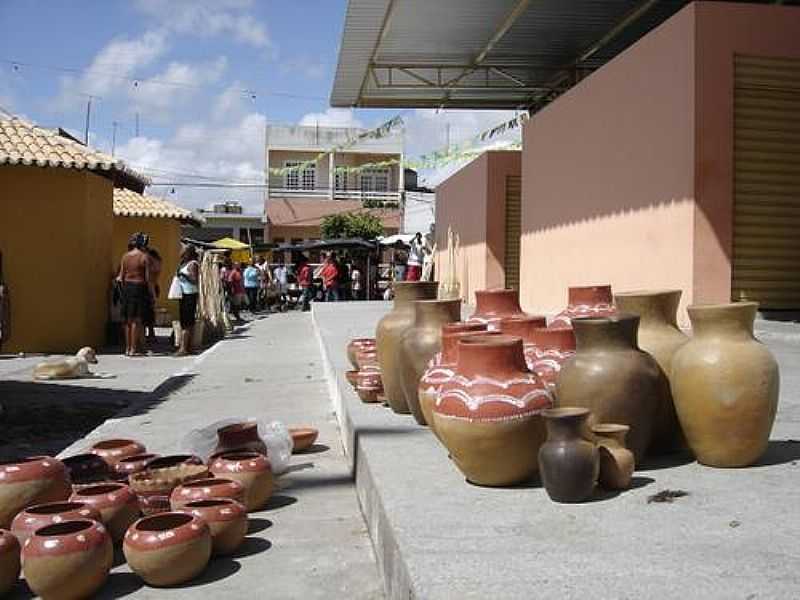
top-left (0, 0), bottom-right (518, 211)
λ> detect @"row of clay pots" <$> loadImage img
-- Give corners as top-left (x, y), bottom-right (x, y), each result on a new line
top-left (345, 338), bottom-right (386, 404)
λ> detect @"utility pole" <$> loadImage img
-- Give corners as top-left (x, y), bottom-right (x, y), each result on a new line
top-left (84, 97), bottom-right (92, 144)
top-left (135, 112), bottom-right (140, 137)
top-left (111, 121), bottom-right (118, 157)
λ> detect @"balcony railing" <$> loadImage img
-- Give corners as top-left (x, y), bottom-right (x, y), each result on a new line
top-left (268, 188), bottom-right (402, 202)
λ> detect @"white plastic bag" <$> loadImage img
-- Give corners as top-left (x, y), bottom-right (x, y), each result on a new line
top-left (168, 275), bottom-right (183, 300)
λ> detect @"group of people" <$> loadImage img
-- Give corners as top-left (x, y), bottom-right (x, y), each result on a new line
top-left (218, 256), bottom-right (276, 321)
top-left (392, 232), bottom-right (434, 283)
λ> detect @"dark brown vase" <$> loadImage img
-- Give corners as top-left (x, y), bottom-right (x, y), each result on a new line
top-left (549, 285), bottom-right (616, 328)
top-left (467, 288), bottom-right (525, 331)
top-left (555, 314), bottom-right (663, 462)
top-left (538, 407), bottom-right (599, 503)
top-left (614, 289), bottom-right (689, 452)
top-left (399, 299), bottom-right (462, 423)
top-left (214, 422), bottom-right (267, 456)
top-left (376, 281), bottom-right (438, 414)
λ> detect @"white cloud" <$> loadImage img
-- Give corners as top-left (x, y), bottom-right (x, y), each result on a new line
top-left (280, 56), bottom-right (327, 80)
top-left (299, 108), bottom-right (362, 128)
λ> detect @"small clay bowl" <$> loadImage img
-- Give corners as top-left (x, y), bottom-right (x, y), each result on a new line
top-left (177, 499), bottom-right (247, 556)
top-left (0, 529), bottom-right (20, 596)
top-left (113, 453), bottom-right (160, 482)
top-left (170, 478), bottom-right (245, 510)
top-left (208, 452), bottom-right (273, 512)
top-left (90, 439), bottom-right (147, 467)
top-left (62, 453), bottom-right (111, 489)
top-left (289, 428), bottom-right (319, 453)
top-left (345, 370), bottom-right (359, 388)
top-left (70, 483), bottom-right (140, 542)
top-left (130, 464), bottom-right (210, 516)
top-left (11, 501), bottom-right (101, 545)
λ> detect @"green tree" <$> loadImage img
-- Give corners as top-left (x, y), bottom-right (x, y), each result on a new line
top-left (321, 211), bottom-right (384, 240)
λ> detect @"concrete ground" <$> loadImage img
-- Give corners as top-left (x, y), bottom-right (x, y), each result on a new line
top-left (315, 301), bottom-right (800, 600)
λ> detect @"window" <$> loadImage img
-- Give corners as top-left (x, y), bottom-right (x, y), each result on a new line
top-left (284, 161), bottom-right (300, 189)
top-left (302, 165), bottom-right (316, 190)
top-left (360, 168), bottom-right (390, 193)
top-left (335, 170), bottom-right (348, 191)
top-left (284, 161), bottom-right (316, 190)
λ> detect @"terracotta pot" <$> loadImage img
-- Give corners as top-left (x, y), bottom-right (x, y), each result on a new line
top-left (528, 327), bottom-right (576, 391)
top-left (614, 289), bottom-right (689, 452)
top-left (129, 464), bottom-right (210, 515)
top-left (591, 423), bottom-right (635, 490)
top-left (555, 314), bottom-right (663, 462)
top-left (355, 347), bottom-right (379, 370)
top-left (672, 302), bottom-right (779, 467)
top-left (22, 519), bottom-right (112, 600)
top-left (468, 288), bottom-right (525, 331)
top-left (90, 439), bottom-right (147, 467)
top-left (70, 483), bottom-right (140, 542)
top-left (346, 337), bottom-right (376, 369)
top-left (209, 452), bottom-right (273, 511)
top-left (549, 285), bottom-right (616, 329)
top-left (290, 427), bottom-right (319, 452)
top-left (355, 368), bottom-right (383, 404)
top-left (376, 281), bottom-right (438, 414)
top-left (177, 499), bottom-right (247, 556)
top-left (498, 315), bottom-right (549, 371)
top-left (170, 478), bottom-right (245, 510)
top-left (123, 512), bottom-right (211, 586)
top-left (0, 457), bottom-right (71, 529)
top-left (345, 369), bottom-right (359, 388)
top-left (433, 335), bottom-right (553, 486)
top-left (0, 529), bottom-right (20, 597)
top-left (145, 454), bottom-right (203, 470)
top-left (214, 422), bottom-right (267, 456)
top-left (112, 453), bottom-right (160, 482)
top-left (11, 501), bottom-right (100, 546)
top-left (538, 407), bottom-right (599, 503)
top-left (399, 299), bottom-right (462, 423)
top-left (62, 453), bottom-right (111, 490)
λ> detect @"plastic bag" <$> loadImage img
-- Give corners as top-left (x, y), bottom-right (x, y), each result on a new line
top-left (183, 417), bottom-right (293, 475)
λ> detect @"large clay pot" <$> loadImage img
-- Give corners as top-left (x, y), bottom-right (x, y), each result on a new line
top-left (170, 478), bottom-right (245, 510)
top-left (177, 499), bottom-right (247, 556)
top-left (346, 338), bottom-right (375, 370)
top-left (129, 463), bottom-right (209, 516)
top-left (468, 288), bottom-right (525, 331)
top-left (123, 512), bottom-right (211, 586)
top-left (355, 368), bottom-right (383, 404)
top-left (433, 335), bottom-right (553, 486)
top-left (0, 529), bottom-right (20, 596)
top-left (376, 281), bottom-right (438, 414)
top-left (90, 439), bottom-right (146, 467)
top-left (214, 422), bottom-right (267, 456)
top-left (614, 289), bottom-right (688, 452)
top-left (70, 483), bottom-right (140, 542)
top-left (11, 501), bottom-right (101, 545)
top-left (62, 453), bottom-right (111, 490)
top-left (0, 457), bottom-right (71, 529)
top-left (355, 347), bottom-right (379, 370)
top-left (555, 314), bottom-right (663, 462)
top-left (498, 315), bottom-right (548, 371)
top-left (209, 452), bottom-right (273, 511)
top-left (399, 299), bottom-right (462, 423)
top-left (591, 423), bottom-right (635, 490)
top-left (112, 453), bottom-right (160, 482)
top-left (549, 285), bottom-right (616, 328)
top-left (529, 326), bottom-right (576, 392)
top-left (538, 407), bottom-right (599, 503)
top-left (22, 519), bottom-right (112, 600)
top-left (671, 302), bottom-right (780, 467)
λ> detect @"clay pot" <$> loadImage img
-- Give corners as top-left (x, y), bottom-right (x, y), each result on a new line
top-left (345, 369), bottom-right (359, 388)
top-left (355, 368), bottom-right (383, 404)
top-left (123, 512), bottom-right (211, 586)
top-left (591, 423), bottom-right (635, 490)
top-left (22, 519), bottom-right (112, 600)
top-left (555, 314), bottom-right (663, 462)
top-left (145, 454), bottom-right (203, 470)
top-left (614, 289), bottom-right (688, 452)
top-left (170, 478), bottom-right (245, 510)
top-left (112, 453), bottom-right (160, 482)
top-left (549, 285), bottom-right (616, 328)
top-left (498, 315), bottom-right (549, 371)
top-left (129, 463), bottom-right (210, 515)
top-left (177, 499), bottom-right (247, 556)
top-left (356, 347), bottom-right (379, 370)
top-left (62, 453), bottom-right (111, 490)
top-left (672, 302), bottom-right (779, 467)
top-left (0, 457), bottom-right (71, 529)
top-left (89, 439), bottom-right (146, 467)
top-left (346, 337), bottom-right (376, 369)
top-left (214, 422), bottom-right (267, 456)
top-left (528, 327), bottom-right (577, 391)
top-left (468, 288), bottom-right (525, 331)
top-left (11, 501), bottom-right (100, 546)
top-left (209, 452), bottom-right (273, 511)
top-left (399, 299), bottom-right (462, 423)
top-left (70, 483), bottom-right (140, 542)
top-left (433, 335), bottom-right (553, 486)
top-left (290, 427), bottom-right (319, 452)
top-left (376, 281), bottom-right (438, 414)
top-left (0, 529), bottom-right (20, 596)
top-left (538, 407), bottom-right (599, 503)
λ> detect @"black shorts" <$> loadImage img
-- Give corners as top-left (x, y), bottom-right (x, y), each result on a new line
top-left (121, 283), bottom-right (149, 322)
top-left (180, 293), bottom-right (198, 328)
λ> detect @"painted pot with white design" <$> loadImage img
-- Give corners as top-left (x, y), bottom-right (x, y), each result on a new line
top-left (0, 457), bottom-right (71, 529)
top-left (70, 483), bottom-right (140, 542)
top-left (432, 335), bottom-right (553, 486)
top-left (467, 288), bottom-right (526, 331)
top-left (208, 452), bottom-right (273, 511)
top-left (528, 326), bottom-right (576, 392)
top-left (177, 499), bottom-right (247, 556)
top-left (549, 285), bottom-right (616, 329)
top-left (170, 477), bottom-right (245, 510)
top-left (11, 501), bottom-right (100, 546)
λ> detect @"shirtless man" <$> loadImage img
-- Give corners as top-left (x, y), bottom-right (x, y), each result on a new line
top-left (118, 232), bottom-right (152, 356)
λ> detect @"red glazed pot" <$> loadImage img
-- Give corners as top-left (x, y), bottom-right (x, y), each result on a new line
top-left (289, 427), bottom-right (319, 453)
top-left (355, 347), bottom-right (379, 370)
top-left (62, 453), bottom-right (111, 490)
top-left (129, 463), bottom-right (210, 516)
top-left (346, 338), bottom-right (376, 370)
top-left (549, 285), bottom-right (616, 328)
top-left (90, 439), bottom-right (147, 467)
top-left (214, 422), bottom-right (267, 456)
top-left (70, 483), bottom-right (140, 542)
top-left (170, 478), bottom-right (245, 510)
top-left (11, 501), bottom-right (101, 546)
top-left (22, 519), bottom-right (112, 600)
top-left (345, 369), bottom-right (359, 388)
top-left (355, 369), bottom-right (383, 404)
top-left (0, 529), bottom-right (20, 596)
top-left (209, 452), bottom-right (273, 512)
top-left (123, 513), bottom-right (211, 587)
top-left (145, 454), bottom-right (203, 470)
top-left (468, 289), bottom-right (526, 331)
top-left (0, 457), bottom-right (71, 529)
top-left (177, 499), bottom-right (247, 556)
top-left (433, 334), bottom-right (554, 486)
top-left (529, 327), bottom-right (577, 391)
top-left (112, 453), bottom-right (160, 482)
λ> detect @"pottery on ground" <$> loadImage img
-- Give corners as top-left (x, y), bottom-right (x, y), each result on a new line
top-left (355, 368), bottom-right (383, 404)
top-left (592, 423), bottom-right (635, 490)
top-left (209, 452), bottom-right (273, 511)
top-left (90, 439), bottom-right (146, 467)
top-left (555, 314), bottom-right (663, 462)
top-left (528, 326), bottom-right (576, 391)
top-left (22, 519), bottom-right (112, 600)
top-left (289, 427), bottom-right (319, 453)
top-left (345, 369), bottom-right (359, 388)
top-left (433, 334), bottom-right (553, 486)
top-left (497, 315), bottom-right (549, 371)
top-left (0, 457), bottom-right (71, 529)
top-left (467, 288), bottom-right (526, 331)
top-left (129, 463), bottom-right (210, 516)
top-left (0, 529), bottom-right (20, 596)
top-left (112, 453), bottom-right (160, 482)
top-left (170, 478), bottom-right (245, 510)
top-left (123, 512), bottom-right (211, 587)
top-left (177, 499), bottom-right (247, 556)
top-left (70, 483), bottom-right (140, 542)
top-left (62, 453), bottom-right (111, 490)
top-left (355, 347), bottom-right (379, 370)
top-left (539, 407), bottom-right (599, 503)
top-left (549, 285), bottom-right (616, 329)
top-left (214, 422), bottom-right (267, 456)
top-left (346, 338), bottom-right (375, 370)
top-left (399, 299), bottom-right (462, 424)
top-left (376, 281), bottom-right (439, 414)
top-left (671, 302), bottom-right (780, 467)
top-left (11, 501), bottom-right (101, 546)
top-left (145, 454), bottom-right (204, 470)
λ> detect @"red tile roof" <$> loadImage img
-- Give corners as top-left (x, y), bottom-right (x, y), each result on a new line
top-left (266, 198), bottom-right (400, 229)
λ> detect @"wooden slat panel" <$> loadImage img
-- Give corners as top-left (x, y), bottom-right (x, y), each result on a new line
top-left (504, 176), bottom-right (521, 291)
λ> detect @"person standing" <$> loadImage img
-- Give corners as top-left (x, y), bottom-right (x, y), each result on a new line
top-left (393, 242), bottom-right (408, 282)
top-left (351, 265), bottom-right (362, 300)
top-left (320, 252), bottom-right (341, 302)
top-left (273, 260), bottom-right (288, 308)
top-left (228, 262), bottom-right (246, 323)
top-left (175, 244), bottom-right (199, 356)
top-left (118, 232), bottom-right (151, 356)
top-left (243, 260), bottom-right (260, 313)
top-left (406, 232), bottom-right (424, 282)
top-left (297, 255), bottom-right (312, 311)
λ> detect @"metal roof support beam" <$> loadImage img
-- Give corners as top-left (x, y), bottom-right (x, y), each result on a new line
top-left (474, 0), bottom-right (532, 65)
top-left (357, 0), bottom-right (398, 103)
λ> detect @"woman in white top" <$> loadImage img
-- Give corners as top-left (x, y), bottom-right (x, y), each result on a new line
top-left (175, 244), bottom-right (200, 356)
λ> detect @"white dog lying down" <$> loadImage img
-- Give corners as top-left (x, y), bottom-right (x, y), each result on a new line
top-left (33, 347), bottom-right (110, 380)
